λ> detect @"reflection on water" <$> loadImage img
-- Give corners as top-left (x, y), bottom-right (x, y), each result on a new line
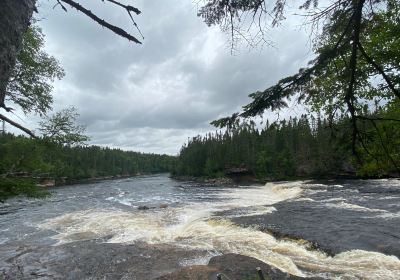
top-left (1, 175), bottom-right (400, 279)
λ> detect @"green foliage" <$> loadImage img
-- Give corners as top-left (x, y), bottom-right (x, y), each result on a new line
top-left (176, 108), bottom-right (400, 179)
top-left (6, 25), bottom-right (64, 116)
top-left (0, 133), bottom-right (177, 201)
top-left (0, 133), bottom-right (176, 179)
top-left (208, 1), bottom-right (400, 174)
top-left (0, 23), bottom-right (177, 202)
top-left (205, 0), bottom-right (399, 124)
top-left (39, 107), bottom-right (90, 146)
top-left (302, 1), bottom-right (400, 117)
top-left (175, 115), bottom-right (354, 179)
top-left (0, 178), bottom-right (49, 202)
top-left (356, 100), bottom-right (400, 176)
top-left (222, 1), bottom-right (399, 123)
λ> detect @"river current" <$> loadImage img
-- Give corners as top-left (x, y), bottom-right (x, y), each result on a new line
top-left (0, 174), bottom-right (400, 279)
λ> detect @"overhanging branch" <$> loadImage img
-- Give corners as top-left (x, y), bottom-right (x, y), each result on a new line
top-left (344, 0), bottom-right (365, 156)
top-left (358, 42), bottom-right (400, 99)
top-left (0, 113), bottom-right (36, 138)
top-left (103, 0), bottom-right (141, 15)
top-left (356, 115), bottom-right (400, 122)
top-left (60, 0), bottom-right (142, 44)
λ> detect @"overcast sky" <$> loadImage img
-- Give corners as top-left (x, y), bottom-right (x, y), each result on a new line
top-left (21, 0), bottom-right (313, 155)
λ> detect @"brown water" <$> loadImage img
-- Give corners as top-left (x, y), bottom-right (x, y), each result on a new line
top-left (1, 175), bottom-right (400, 279)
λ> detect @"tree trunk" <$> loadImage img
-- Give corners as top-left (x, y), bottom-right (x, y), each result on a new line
top-left (0, 0), bottom-right (36, 109)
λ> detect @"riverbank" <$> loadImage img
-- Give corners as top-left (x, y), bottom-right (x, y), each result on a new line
top-left (171, 175), bottom-right (238, 186)
top-left (0, 240), bottom-right (318, 279)
top-left (172, 172), bottom-right (400, 188)
top-left (158, 253), bottom-right (321, 279)
top-left (43, 172), bottom-right (166, 187)
top-left (1, 175), bottom-right (399, 279)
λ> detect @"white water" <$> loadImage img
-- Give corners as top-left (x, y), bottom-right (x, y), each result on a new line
top-left (40, 181), bottom-right (400, 279)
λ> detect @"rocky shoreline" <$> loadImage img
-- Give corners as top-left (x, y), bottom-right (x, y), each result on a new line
top-left (157, 254), bottom-right (322, 280)
top-left (171, 175), bottom-right (237, 186)
top-left (1, 240), bottom-right (319, 280)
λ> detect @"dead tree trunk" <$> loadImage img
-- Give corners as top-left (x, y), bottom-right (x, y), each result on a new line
top-left (0, 0), bottom-right (36, 110)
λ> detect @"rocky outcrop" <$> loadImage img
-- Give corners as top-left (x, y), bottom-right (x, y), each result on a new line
top-left (172, 176), bottom-right (236, 187)
top-left (138, 204), bottom-right (169, 210)
top-left (0, 241), bottom-right (210, 280)
top-left (36, 179), bottom-right (55, 187)
top-left (156, 254), bottom-right (321, 280)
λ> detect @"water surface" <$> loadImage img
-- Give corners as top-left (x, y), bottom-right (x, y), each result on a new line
top-left (1, 174), bottom-right (400, 279)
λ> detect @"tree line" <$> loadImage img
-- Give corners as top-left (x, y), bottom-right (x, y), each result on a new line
top-left (174, 100), bottom-right (400, 179)
top-left (174, 0), bottom-right (399, 180)
top-left (0, 133), bottom-right (176, 201)
top-left (1, 0), bottom-right (399, 200)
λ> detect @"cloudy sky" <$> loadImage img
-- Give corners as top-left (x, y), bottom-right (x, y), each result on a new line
top-left (23, 0), bottom-right (313, 154)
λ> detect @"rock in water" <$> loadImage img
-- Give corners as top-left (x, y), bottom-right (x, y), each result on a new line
top-left (156, 253), bottom-right (322, 280)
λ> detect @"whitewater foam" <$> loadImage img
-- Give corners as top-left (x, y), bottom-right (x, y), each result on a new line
top-left (39, 181), bottom-right (400, 279)
top-left (325, 201), bottom-right (388, 213)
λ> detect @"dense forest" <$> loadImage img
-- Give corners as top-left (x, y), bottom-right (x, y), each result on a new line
top-left (172, 0), bottom-right (400, 180)
top-left (0, 133), bottom-right (176, 200)
top-left (174, 100), bottom-right (400, 179)
top-left (1, 0), bottom-right (399, 201)
top-left (0, 24), bottom-right (178, 201)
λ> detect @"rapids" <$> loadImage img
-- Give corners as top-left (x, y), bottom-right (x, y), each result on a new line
top-left (1, 174), bottom-right (400, 279)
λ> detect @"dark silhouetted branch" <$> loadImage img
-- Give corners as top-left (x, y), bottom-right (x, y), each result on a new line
top-left (60, 0), bottom-right (142, 44)
top-left (358, 42), bottom-right (400, 99)
top-left (356, 116), bottom-right (400, 122)
top-left (344, 0), bottom-right (365, 156)
top-left (103, 0), bottom-right (141, 15)
top-left (0, 113), bottom-right (36, 138)
top-left (102, 0), bottom-right (144, 39)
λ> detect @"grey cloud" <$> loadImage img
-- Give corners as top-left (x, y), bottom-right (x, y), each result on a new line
top-left (34, 0), bottom-right (312, 154)
top-left (89, 127), bottom-right (211, 155)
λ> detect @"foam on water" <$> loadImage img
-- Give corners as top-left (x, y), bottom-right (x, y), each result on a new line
top-left (39, 181), bottom-right (400, 279)
top-left (325, 201), bottom-right (388, 213)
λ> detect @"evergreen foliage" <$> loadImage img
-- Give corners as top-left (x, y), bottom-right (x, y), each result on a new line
top-left (0, 133), bottom-right (176, 179)
top-left (176, 102), bottom-right (399, 179)
top-left (0, 133), bottom-right (176, 200)
top-left (206, 1), bottom-right (400, 175)
top-left (0, 178), bottom-right (49, 202)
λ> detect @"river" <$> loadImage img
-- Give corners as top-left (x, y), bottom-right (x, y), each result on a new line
top-left (0, 174), bottom-right (400, 279)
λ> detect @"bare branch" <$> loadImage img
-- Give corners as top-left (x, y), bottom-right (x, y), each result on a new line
top-left (0, 113), bottom-right (36, 138)
top-left (358, 42), bottom-right (400, 99)
top-left (103, 0), bottom-right (141, 15)
top-left (102, 0), bottom-right (144, 40)
top-left (60, 0), bottom-right (142, 44)
top-left (53, 0), bottom-right (67, 12)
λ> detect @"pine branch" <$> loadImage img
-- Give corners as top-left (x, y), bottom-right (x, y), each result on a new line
top-left (356, 116), bottom-right (400, 122)
top-left (344, 0), bottom-right (365, 157)
top-left (369, 119), bottom-right (400, 173)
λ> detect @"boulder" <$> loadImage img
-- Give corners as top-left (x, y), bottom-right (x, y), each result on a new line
top-left (156, 253), bottom-right (322, 280)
